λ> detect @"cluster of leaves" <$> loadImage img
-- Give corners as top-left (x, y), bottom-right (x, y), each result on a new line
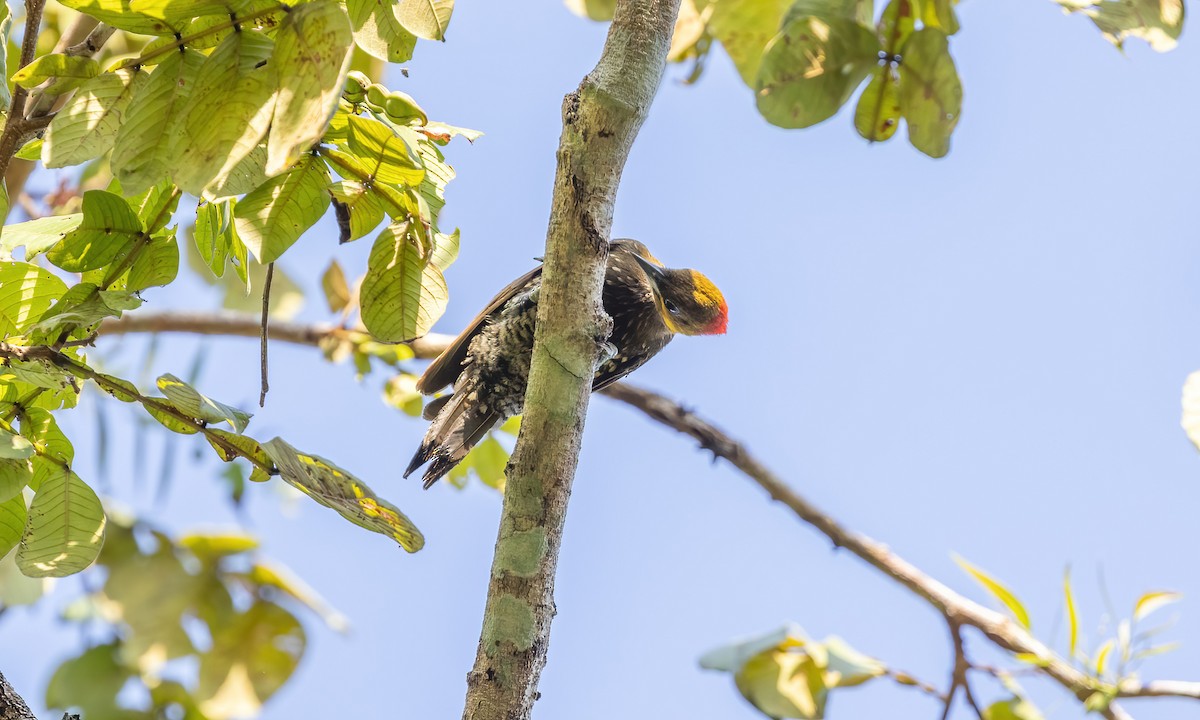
top-left (958, 556), bottom-right (1183, 717)
top-left (569, 0), bottom-right (1184, 158)
top-left (32, 516), bottom-right (344, 720)
top-left (700, 559), bottom-right (1184, 719)
top-left (0, 0), bottom-right (474, 580)
top-left (699, 623), bottom-right (888, 719)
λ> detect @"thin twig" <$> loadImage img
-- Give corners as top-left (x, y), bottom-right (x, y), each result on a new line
top-left (260, 262), bottom-right (273, 407)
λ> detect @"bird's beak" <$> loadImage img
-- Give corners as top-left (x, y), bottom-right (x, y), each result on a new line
top-left (632, 253), bottom-right (667, 287)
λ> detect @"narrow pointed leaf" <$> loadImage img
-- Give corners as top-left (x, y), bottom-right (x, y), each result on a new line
top-left (12, 54), bottom-right (100, 94)
top-left (1133, 591), bottom-right (1182, 622)
top-left (1064, 570), bottom-right (1079, 658)
top-left (955, 555), bottom-right (1031, 629)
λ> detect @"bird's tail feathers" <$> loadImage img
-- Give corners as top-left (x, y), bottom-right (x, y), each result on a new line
top-left (404, 389), bottom-right (500, 488)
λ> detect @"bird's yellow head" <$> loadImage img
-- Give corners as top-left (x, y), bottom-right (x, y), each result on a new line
top-left (633, 254), bottom-right (728, 336)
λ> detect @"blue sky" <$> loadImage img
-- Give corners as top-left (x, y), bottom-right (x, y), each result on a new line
top-left (4, 2), bottom-right (1200, 719)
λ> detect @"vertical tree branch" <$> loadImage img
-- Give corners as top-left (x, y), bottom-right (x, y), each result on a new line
top-left (461, 2), bottom-right (680, 719)
top-left (0, 670), bottom-right (37, 720)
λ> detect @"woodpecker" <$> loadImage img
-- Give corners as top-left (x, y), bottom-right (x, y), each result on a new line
top-left (404, 239), bottom-right (728, 488)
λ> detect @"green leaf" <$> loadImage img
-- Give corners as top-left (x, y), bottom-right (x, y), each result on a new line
top-left (156, 373), bottom-right (252, 432)
top-left (12, 54), bottom-right (100, 94)
top-left (416, 136), bottom-right (453, 230)
top-left (95, 373), bottom-right (140, 403)
top-left (818, 635), bottom-right (885, 687)
top-left (921, 0), bottom-right (960, 35)
top-left (0, 459), bottom-right (33, 503)
top-left (430, 228), bottom-right (459, 270)
top-left (897, 27), bottom-right (961, 158)
top-left (193, 200), bottom-right (235, 278)
top-left (0, 262), bottom-right (68, 336)
top-left (56, 0), bottom-right (181, 35)
top-left (43, 68), bottom-right (148, 168)
top-left (735, 648), bottom-right (827, 720)
top-left (126, 230), bottom-right (180, 291)
top-left (0, 494), bottom-right (25, 559)
top-left (982, 697), bottom-right (1045, 720)
top-left (145, 400), bottom-right (200, 434)
top-left (112, 48), bottom-right (205, 195)
top-left (1057, 0), bottom-right (1183, 52)
top-left (360, 220), bottom-right (448, 342)
top-left (329, 179), bottom-right (385, 242)
top-left (955, 555), bottom-right (1031, 629)
top-left (396, 0), bottom-right (454, 40)
top-left (0, 6), bottom-right (11, 114)
top-left (207, 144), bottom-right (271, 199)
top-left (348, 0), bottom-right (417, 62)
top-left (198, 601), bottom-right (305, 718)
top-left (877, 0), bottom-right (916, 52)
top-left (755, 15), bottom-right (880, 129)
top-left (233, 155), bottom-right (331, 263)
top-left (1094, 638), bottom-right (1114, 676)
top-left (45, 190), bottom-right (144, 272)
top-left (783, 0), bottom-right (874, 27)
top-left (205, 427), bottom-right (270, 466)
top-left (0, 214), bottom-right (84, 259)
top-left (321, 259), bottom-right (351, 312)
top-left (267, 0), bottom-right (353, 175)
top-left (172, 31), bottom-right (276, 196)
top-left (31, 286), bottom-right (143, 340)
top-left (466, 435), bottom-right (508, 490)
top-left (103, 543), bottom-right (203, 665)
top-left (1064, 569), bottom-right (1079, 659)
top-left (700, 623), bottom-right (809, 672)
top-left (0, 428), bottom-right (33, 460)
top-left (261, 437), bottom-right (424, 551)
top-left (17, 468), bottom-right (106, 577)
top-left (129, 180), bottom-right (182, 234)
top-left (244, 561), bottom-right (349, 631)
top-left (1133, 590), bottom-right (1182, 622)
top-left (130, 0), bottom-right (274, 22)
top-left (854, 67), bottom-right (901, 142)
top-left (346, 114), bottom-right (425, 185)
top-left (704, 0), bottom-right (793, 86)
top-left (14, 138), bottom-right (42, 161)
top-left (45, 644), bottom-right (132, 717)
top-left (179, 531), bottom-right (259, 559)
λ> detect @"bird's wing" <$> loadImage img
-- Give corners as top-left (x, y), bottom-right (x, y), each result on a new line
top-left (415, 264), bottom-right (543, 394)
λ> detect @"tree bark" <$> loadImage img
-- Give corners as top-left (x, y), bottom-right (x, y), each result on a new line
top-left (0, 671), bottom-right (37, 720)
top-left (460, 2), bottom-right (681, 718)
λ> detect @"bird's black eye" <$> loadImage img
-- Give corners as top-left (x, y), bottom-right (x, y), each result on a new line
top-left (664, 299), bottom-right (680, 315)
